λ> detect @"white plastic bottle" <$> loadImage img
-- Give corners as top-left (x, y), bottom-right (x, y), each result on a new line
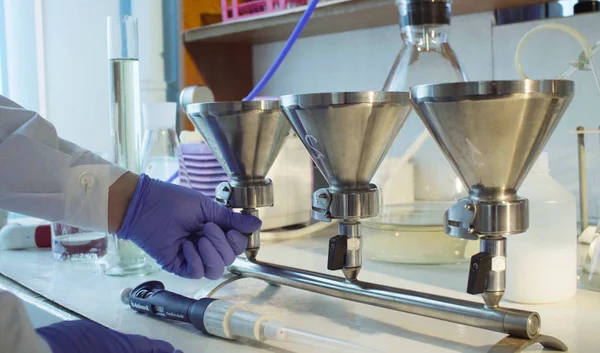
top-left (504, 152), bottom-right (578, 304)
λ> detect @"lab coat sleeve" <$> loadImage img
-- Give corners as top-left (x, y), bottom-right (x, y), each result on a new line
top-left (0, 95), bottom-right (127, 232)
top-left (0, 290), bottom-right (52, 353)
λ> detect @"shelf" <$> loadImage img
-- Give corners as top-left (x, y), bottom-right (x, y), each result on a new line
top-left (183, 0), bottom-right (552, 44)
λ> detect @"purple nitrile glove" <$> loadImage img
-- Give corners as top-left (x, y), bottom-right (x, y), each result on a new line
top-left (37, 320), bottom-right (181, 353)
top-left (117, 174), bottom-right (262, 279)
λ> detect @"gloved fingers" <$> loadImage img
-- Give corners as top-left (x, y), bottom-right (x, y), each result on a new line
top-left (206, 203), bottom-right (262, 234)
top-left (182, 240), bottom-right (206, 279)
top-left (152, 238), bottom-right (186, 267)
top-left (203, 222), bottom-right (236, 265)
top-left (225, 229), bottom-right (248, 255)
top-left (197, 237), bottom-right (225, 280)
top-left (161, 253), bottom-right (188, 278)
top-left (125, 333), bottom-right (177, 353)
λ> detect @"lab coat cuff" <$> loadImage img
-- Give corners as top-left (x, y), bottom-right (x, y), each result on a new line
top-left (64, 164), bottom-right (127, 233)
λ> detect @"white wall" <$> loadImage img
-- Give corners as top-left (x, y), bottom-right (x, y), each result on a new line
top-left (252, 12), bottom-right (494, 95)
top-left (492, 12), bottom-right (600, 220)
top-left (3, 0), bottom-right (39, 111)
top-left (253, 11), bottom-right (600, 221)
top-left (42, 0), bottom-right (120, 154)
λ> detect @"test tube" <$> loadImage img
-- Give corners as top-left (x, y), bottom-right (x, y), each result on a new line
top-left (105, 16), bottom-right (156, 277)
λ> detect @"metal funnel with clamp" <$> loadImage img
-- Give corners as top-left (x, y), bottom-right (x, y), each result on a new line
top-left (410, 80), bottom-right (575, 307)
top-left (280, 92), bottom-right (412, 281)
top-left (186, 100), bottom-right (291, 259)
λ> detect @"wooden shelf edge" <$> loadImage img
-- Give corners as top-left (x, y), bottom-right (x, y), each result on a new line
top-left (183, 0), bottom-right (553, 45)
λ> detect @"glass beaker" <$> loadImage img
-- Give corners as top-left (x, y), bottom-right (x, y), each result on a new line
top-left (366, 0), bottom-right (472, 264)
top-left (364, 202), bottom-right (474, 264)
top-left (51, 223), bottom-right (108, 261)
top-left (105, 16), bottom-right (156, 277)
top-left (141, 102), bottom-right (180, 181)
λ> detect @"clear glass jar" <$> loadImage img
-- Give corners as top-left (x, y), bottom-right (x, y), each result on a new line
top-left (51, 223), bottom-right (108, 261)
top-left (364, 202), bottom-right (474, 264)
top-left (366, 0), bottom-right (471, 264)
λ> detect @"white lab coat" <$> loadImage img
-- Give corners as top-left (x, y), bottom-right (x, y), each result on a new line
top-left (0, 95), bottom-right (127, 352)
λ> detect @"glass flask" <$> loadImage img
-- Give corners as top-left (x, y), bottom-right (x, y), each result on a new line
top-left (140, 102), bottom-right (180, 181)
top-left (365, 0), bottom-right (473, 264)
top-left (104, 16), bottom-right (157, 277)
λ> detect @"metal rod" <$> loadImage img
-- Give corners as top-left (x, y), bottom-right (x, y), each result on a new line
top-left (228, 259), bottom-right (540, 339)
top-left (577, 126), bottom-right (588, 231)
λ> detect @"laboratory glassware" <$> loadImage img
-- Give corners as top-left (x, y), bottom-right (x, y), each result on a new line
top-left (504, 153), bottom-right (578, 303)
top-left (141, 102), bottom-right (180, 181)
top-left (105, 16), bottom-right (155, 277)
top-left (367, 0), bottom-right (471, 264)
top-left (52, 223), bottom-right (108, 261)
top-left (579, 130), bottom-right (600, 291)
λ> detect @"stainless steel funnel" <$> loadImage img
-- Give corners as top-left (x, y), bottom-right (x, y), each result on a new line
top-left (410, 80), bottom-right (575, 198)
top-left (186, 101), bottom-right (291, 187)
top-left (410, 80), bottom-right (574, 307)
top-left (186, 100), bottom-right (291, 260)
top-left (280, 92), bottom-right (412, 192)
top-left (280, 92), bottom-right (412, 281)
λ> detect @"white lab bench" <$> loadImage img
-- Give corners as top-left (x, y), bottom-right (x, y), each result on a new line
top-left (0, 224), bottom-right (598, 352)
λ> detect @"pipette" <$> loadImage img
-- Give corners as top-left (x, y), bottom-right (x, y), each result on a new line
top-left (120, 281), bottom-right (375, 353)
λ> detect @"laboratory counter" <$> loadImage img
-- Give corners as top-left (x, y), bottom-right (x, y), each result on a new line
top-left (0, 224), bottom-right (598, 352)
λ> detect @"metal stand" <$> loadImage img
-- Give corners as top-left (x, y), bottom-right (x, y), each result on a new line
top-left (195, 258), bottom-right (567, 352)
top-left (489, 335), bottom-right (568, 353)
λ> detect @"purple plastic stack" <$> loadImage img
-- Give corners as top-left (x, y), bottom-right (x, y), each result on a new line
top-left (178, 143), bottom-right (228, 198)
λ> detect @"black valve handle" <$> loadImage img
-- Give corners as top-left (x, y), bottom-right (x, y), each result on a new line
top-left (466, 252), bottom-right (492, 295)
top-left (327, 235), bottom-right (347, 271)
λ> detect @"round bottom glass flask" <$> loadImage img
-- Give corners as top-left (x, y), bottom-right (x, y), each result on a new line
top-left (364, 0), bottom-right (475, 264)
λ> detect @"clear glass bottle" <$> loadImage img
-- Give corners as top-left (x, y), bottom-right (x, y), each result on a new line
top-left (141, 102), bottom-right (180, 181)
top-left (365, 0), bottom-right (472, 264)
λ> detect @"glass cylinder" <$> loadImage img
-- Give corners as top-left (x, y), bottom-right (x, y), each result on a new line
top-left (105, 16), bottom-right (156, 277)
top-left (365, 0), bottom-right (473, 264)
top-left (579, 129), bottom-right (600, 291)
top-left (51, 223), bottom-right (108, 261)
top-left (107, 16), bottom-right (142, 172)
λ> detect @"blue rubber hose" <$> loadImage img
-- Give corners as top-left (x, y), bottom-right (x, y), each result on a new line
top-left (243, 0), bottom-right (320, 101)
top-left (171, 1), bottom-right (319, 185)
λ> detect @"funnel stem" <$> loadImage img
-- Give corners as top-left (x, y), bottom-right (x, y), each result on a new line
top-left (242, 209), bottom-right (260, 260)
top-left (339, 221), bottom-right (362, 281)
top-left (481, 236), bottom-right (506, 307)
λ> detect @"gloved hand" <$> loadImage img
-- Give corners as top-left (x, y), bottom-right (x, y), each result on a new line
top-left (117, 174), bottom-right (262, 279)
top-left (37, 320), bottom-right (180, 353)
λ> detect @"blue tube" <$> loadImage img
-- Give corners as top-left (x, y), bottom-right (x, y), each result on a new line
top-left (169, 1), bottom-right (319, 185)
top-left (166, 170), bottom-right (179, 183)
top-left (243, 0), bottom-right (320, 101)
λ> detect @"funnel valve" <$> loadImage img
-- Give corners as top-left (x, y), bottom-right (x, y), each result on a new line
top-left (215, 180), bottom-right (274, 209)
top-left (312, 189), bottom-right (333, 222)
top-left (444, 199), bottom-right (478, 241)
